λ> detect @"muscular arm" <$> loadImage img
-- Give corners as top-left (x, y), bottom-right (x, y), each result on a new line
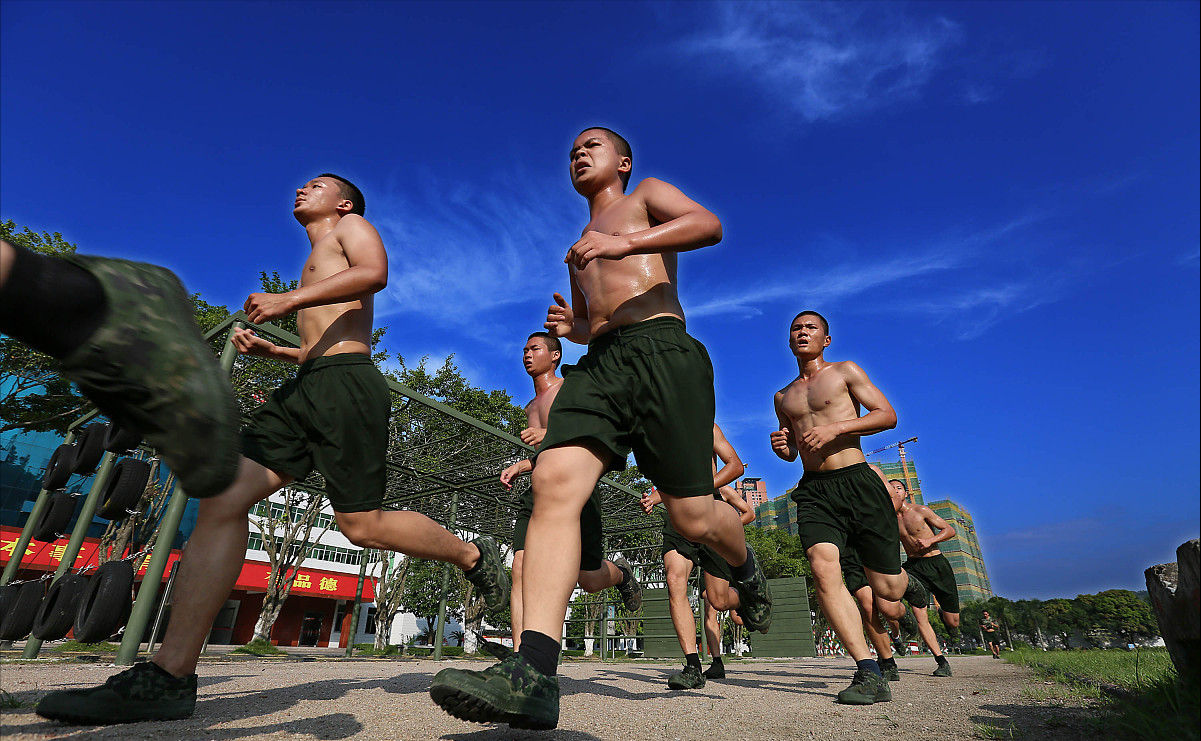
top-left (919, 506), bottom-right (957, 546)
top-left (770, 395), bottom-right (799, 462)
top-left (626, 178), bottom-right (722, 255)
top-left (286, 216), bottom-right (388, 311)
top-left (719, 485), bottom-right (755, 525)
top-left (712, 424), bottom-right (745, 489)
top-left (832, 362), bottom-right (897, 437)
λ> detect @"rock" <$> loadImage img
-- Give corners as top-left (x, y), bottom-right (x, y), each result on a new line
top-left (1145, 539), bottom-right (1199, 679)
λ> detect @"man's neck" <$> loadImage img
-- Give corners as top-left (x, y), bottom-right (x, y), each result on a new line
top-left (530, 369), bottom-right (561, 396)
top-left (585, 182), bottom-right (627, 219)
top-left (299, 214), bottom-right (341, 246)
top-left (795, 353), bottom-right (826, 379)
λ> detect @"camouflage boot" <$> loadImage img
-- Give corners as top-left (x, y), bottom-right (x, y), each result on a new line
top-left (611, 556), bottom-right (643, 611)
top-left (36, 661), bottom-right (197, 723)
top-left (465, 537), bottom-right (510, 612)
top-left (880, 659), bottom-right (901, 682)
top-left (430, 654), bottom-right (559, 730)
top-left (836, 669), bottom-right (892, 705)
top-left (58, 255), bottom-right (239, 500)
top-left (667, 663), bottom-right (706, 690)
top-left (933, 659), bottom-right (953, 677)
top-left (731, 546), bottom-right (773, 633)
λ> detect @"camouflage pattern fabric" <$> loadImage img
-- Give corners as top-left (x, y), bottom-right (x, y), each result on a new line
top-left (36, 661), bottom-right (197, 723)
top-left (465, 537), bottom-right (510, 612)
top-left (430, 653), bottom-right (560, 730)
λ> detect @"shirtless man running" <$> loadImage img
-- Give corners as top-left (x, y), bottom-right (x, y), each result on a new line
top-left (432, 127), bottom-right (771, 730)
top-left (640, 423), bottom-right (752, 690)
top-left (36, 174), bottom-right (510, 725)
top-left (887, 478), bottom-right (960, 676)
top-left (493, 332), bottom-right (642, 656)
top-left (771, 310), bottom-right (928, 705)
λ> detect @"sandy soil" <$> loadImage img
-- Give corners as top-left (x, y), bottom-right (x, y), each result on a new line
top-left (0, 654), bottom-right (1102, 740)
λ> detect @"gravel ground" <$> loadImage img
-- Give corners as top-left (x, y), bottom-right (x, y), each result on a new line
top-left (0, 655), bottom-right (1100, 740)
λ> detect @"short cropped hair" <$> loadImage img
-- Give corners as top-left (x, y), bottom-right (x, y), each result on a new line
top-left (580, 127), bottom-right (632, 190)
top-left (528, 331), bottom-right (562, 368)
top-left (793, 310), bottom-right (830, 335)
top-left (889, 479), bottom-right (908, 491)
top-left (318, 173), bottom-right (365, 217)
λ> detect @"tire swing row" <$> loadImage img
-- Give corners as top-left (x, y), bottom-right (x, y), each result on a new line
top-left (1, 421), bottom-right (148, 643)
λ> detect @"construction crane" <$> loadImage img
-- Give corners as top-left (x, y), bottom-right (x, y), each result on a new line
top-left (867, 437), bottom-right (918, 501)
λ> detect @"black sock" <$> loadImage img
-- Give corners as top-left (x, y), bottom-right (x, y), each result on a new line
top-left (879, 656), bottom-right (897, 669)
top-left (464, 545), bottom-right (483, 577)
top-left (517, 631), bottom-right (560, 677)
top-left (684, 652), bottom-right (701, 671)
top-left (936, 655), bottom-right (948, 665)
top-left (710, 655), bottom-right (723, 666)
top-left (856, 659), bottom-right (882, 677)
top-left (0, 245), bottom-right (107, 359)
top-left (616, 563), bottom-right (631, 587)
top-left (732, 545), bottom-right (756, 581)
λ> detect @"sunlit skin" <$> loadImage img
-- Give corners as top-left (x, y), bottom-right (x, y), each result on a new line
top-left (640, 425), bottom-right (751, 659)
top-left (519, 129), bottom-right (747, 648)
top-left (232, 176), bottom-right (386, 363)
top-left (498, 335), bottom-right (624, 651)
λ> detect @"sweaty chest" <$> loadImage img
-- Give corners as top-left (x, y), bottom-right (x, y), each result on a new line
top-left (301, 240), bottom-right (348, 286)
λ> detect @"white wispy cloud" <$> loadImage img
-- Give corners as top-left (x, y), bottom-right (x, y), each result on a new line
top-left (687, 215), bottom-right (1039, 324)
top-left (674, 2), bottom-right (963, 122)
top-left (370, 168), bottom-right (581, 348)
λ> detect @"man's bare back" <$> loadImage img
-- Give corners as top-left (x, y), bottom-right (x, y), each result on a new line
top-left (548, 129), bottom-right (721, 342)
top-left (236, 176), bottom-right (387, 365)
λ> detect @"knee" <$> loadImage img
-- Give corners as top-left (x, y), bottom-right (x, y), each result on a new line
top-left (709, 590), bottom-right (735, 611)
top-left (197, 496), bottom-right (253, 526)
top-left (577, 568), bottom-right (608, 593)
top-left (337, 514), bottom-right (381, 549)
top-left (944, 613), bottom-right (960, 629)
top-left (875, 597), bottom-right (905, 621)
top-left (666, 572), bottom-right (690, 596)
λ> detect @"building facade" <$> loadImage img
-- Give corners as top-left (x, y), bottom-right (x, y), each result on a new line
top-left (925, 498), bottom-right (993, 604)
top-left (870, 459), bottom-right (924, 505)
top-left (736, 477), bottom-right (768, 509)
top-left (752, 494), bottom-right (799, 536)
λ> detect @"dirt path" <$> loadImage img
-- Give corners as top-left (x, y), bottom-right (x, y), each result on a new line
top-left (0, 655), bottom-right (1100, 740)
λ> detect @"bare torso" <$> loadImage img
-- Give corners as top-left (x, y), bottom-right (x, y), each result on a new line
top-left (574, 194), bottom-right (684, 338)
top-left (775, 362), bottom-right (868, 471)
top-left (296, 225), bottom-right (375, 363)
top-left (897, 503), bottom-right (943, 558)
top-left (525, 379), bottom-right (564, 429)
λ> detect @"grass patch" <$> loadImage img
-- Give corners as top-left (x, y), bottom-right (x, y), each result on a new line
top-left (1007, 647), bottom-right (1174, 691)
top-left (231, 639), bottom-right (287, 656)
top-left (973, 721), bottom-right (1017, 739)
top-left (353, 644), bottom-right (403, 656)
top-left (45, 640), bottom-right (118, 652)
top-left (1008, 648), bottom-right (1199, 741)
top-left (0, 688), bottom-right (32, 708)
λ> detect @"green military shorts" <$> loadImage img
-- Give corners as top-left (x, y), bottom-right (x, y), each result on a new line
top-left (512, 487), bottom-right (606, 571)
top-left (534, 317), bottom-right (716, 498)
top-left (903, 553), bottom-right (960, 613)
top-left (242, 353), bottom-right (390, 513)
top-left (792, 462), bottom-right (901, 575)
top-left (840, 547), bottom-right (870, 595)
top-left (659, 509), bottom-right (733, 581)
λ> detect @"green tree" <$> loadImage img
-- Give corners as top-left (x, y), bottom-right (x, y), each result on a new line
top-left (1042, 598), bottom-right (1085, 649)
top-left (388, 355), bottom-right (526, 435)
top-left (400, 558), bottom-right (464, 644)
top-left (1080, 589), bottom-right (1159, 644)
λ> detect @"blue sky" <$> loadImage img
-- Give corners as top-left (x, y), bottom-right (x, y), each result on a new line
top-left (2, 1), bottom-right (1197, 600)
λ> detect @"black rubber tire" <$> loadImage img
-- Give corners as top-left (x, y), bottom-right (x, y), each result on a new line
top-left (41, 444), bottom-right (76, 490)
top-left (96, 459), bottom-right (152, 521)
top-left (72, 423), bottom-right (109, 474)
top-left (32, 574), bottom-right (88, 641)
top-left (0, 580), bottom-right (45, 641)
top-left (102, 423), bottom-right (141, 453)
top-left (73, 560), bottom-right (134, 644)
top-left (30, 490), bottom-right (78, 542)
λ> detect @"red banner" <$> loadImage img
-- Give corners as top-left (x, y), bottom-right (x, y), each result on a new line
top-left (1, 526), bottom-right (373, 601)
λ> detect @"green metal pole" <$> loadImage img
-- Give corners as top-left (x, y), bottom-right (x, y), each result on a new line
top-left (432, 491), bottom-right (460, 661)
top-left (1, 429), bottom-right (77, 586)
top-left (115, 325), bottom-right (242, 666)
top-left (22, 450), bottom-right (118, 658)
top-left (345, 549), bottom-right (371, 657)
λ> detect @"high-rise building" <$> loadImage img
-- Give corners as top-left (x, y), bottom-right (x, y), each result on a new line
top-left (870, 459), bottom-right (924, 505)
top-left (736, 477), bottom-right (768, 509)
top-left (925, 498), bottom-right (993, 604)
top-left (752, 494), bottom-right (798, 536)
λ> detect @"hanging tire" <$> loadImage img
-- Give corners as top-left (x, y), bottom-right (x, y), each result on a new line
top-left (102, 423), bottom-right (141, 453)
top-left (0, 580), bottom-right (45, 640)
top-left (30, 490), bottom-right (78, 542)
top-left (72, 423), bottom-right (109, 474)
top-left (96, 459), bottom-right (152, 521)
top-left (73, 560), bottom-right (134, 644)
top-left (31, 575), bottom-right (88, 641)
top-left (41, 444), bottom-right (77, 490)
